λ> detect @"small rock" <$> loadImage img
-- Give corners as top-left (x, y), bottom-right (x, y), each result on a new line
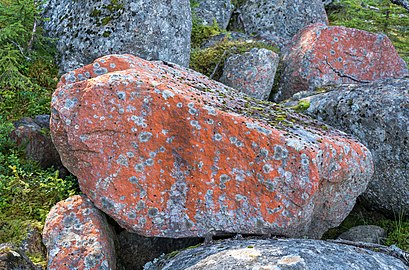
top-left (192, 0), bottom-right (233, 30)
top-left (275, 23), bottom-right (409, 101)
top-left (42, 195), bottom-right (117, 270)
top-left (337, 225), bottom-right (386, 244)
top-left (144, 238), bottom-right (409, 270)
top-left (0, 243), bottom-right (37, 270)
top-left (220, 48), bottom-right (279, 100)
top-left (19, 224), bottom-right (46, 260)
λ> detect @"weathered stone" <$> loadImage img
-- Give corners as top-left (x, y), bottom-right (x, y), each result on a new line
top-left (239, 0), bottom-right (328, 47)
top-left (275, 23), bottom-right (409, 102)
top-left (220, 48), bottom-right (279, 100)
top-left (10, 116), bottom-right (63, 170)
top-left (42, 195), bottom-right (116, 270)
top-left (144, 238), bottom-right (409, 270)
top-left (301, 78), bottom-right (409, 216)
top-left (19, 224), bottom-right (46, 260)
top-left (338, 225), bottom-right (386, 244)
top-left (118, 231), bottom-right (201, 270)
top-left (192, 0), bottom-right (233, 30)
top-left (51, 54), bottom-right (373, 239)
top-left (42, 0), bottom-right (192, 73)
top-left (0, 243), bottom-right (37, 270)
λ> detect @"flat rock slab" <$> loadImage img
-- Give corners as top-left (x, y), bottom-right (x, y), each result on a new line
top-left (144, 239), bottom-right (409, 270)
top-left (42, 0), bottom-right (192, 73)
top-left (42, 195), bottom-right (116, 270)
top-left (51, 54), bottom-right (373, 239)
top-left (275, 23), bottom-right (409, 101)
top-left (302, 78), bottom-right (409, 216)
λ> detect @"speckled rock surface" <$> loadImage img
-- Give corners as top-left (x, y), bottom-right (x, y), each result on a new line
top-left (0, 243), bottom-right (37, 270)
top-left (239, 0), bottom-right (328, 47)
top-left (192, 0), bottom-right (233, 30)
top-left (144, 238), bottom-right (409, 270)
top-left (275, 23), bottom-right (409, 102)
top-left (220, 48), bottom-right (279, 100)
top-left (42, 0), bottom-right (192, 73)
top-left (301, 78), bottom-right (409, 216)
top-left (337, 225), bottom-right (386, 244)
top-left (42, 195), bottom-right (116, 270)
top-left (51, 54), bottom-right (373, 239)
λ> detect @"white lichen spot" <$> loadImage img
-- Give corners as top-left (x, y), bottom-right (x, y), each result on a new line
top-left (277, 255), bottom-right (304, 266)
top-left (139, 132), bottom-right (152, 143)
top-left (162, 90), bottom-right (175, 100)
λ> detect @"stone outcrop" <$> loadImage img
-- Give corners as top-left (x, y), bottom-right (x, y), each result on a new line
top-left (300, 78), bottom-right (409, 216)
top-left (275, 23), bottom-right (409, 101)
top-left (239, 0), bottom-right (328, 47)
top-left (42, 195), bottom-right (116, 269)
top-left (144, 238), bottom-right (409, 270)
top-left (42, 0), bottom-right (192, 73)
top-left (51, 54), bottom-right (373, 239)
top-left (192, 0), bottom-right (233, 30)
top-left (220, 48), bottom-right (279, 100)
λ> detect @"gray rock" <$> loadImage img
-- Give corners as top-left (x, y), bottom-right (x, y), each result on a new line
top-left (220, 48), bottom-right (279, 100)
top-left (144, 238), bottom-right (409, 270)
top-left (337, 225), bottom-right (386, 244)
top-left (193, 0), bottom-right (233, 30)
top-left (0, 243), bottom-right (37, 270)
top-left (118, 231), bottom-right (201, 270)
top-left (42, 0), bottom-right (192, 73)
top-left (303, 78), bottom-right (409, 216)
top-left (239, 0), bottom-right (328, 47)
top-left (19, 225), bottom-right (46, 260)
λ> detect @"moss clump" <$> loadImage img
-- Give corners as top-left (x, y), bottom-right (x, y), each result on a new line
top-left (291, 99), bottom-right (311, 112)
top-left (190, 38), bottom-right (279, 79)
top-left (191, 19), bottom-right (223, 49)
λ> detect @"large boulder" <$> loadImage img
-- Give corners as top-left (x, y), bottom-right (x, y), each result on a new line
top-left (51, 54), bottom-right (373, 239)
top-left (239, 0), bottom-right (328, 47)
top-left (42, 195), bottom-right (117, 269)
top-left (300, 78), bottom-right (409, 216)
top-left (220, 48), bottom-right (279, 100)
top-left (144, 238), bottom-right (409, 270)
top-left (42, 0), bottom-right (192, 73)
top-left (192, 0), bottom-right (233, 30)
top-left (275, 23), bottom-right (409, 102)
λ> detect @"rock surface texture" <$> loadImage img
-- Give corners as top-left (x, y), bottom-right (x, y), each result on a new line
top-left (0, 243), bottom-right (37, 270)
top-left (42, 195), bottom-right (116, 270)
top-left (239, 0), bottom-right (328, 47)
top-left (337, 225), bottom-right (386, 244)
top-left (193, 0), bottom-right (233, 30)
top-left (51, 54), bottom-right (373, 239)
top-left (144, 238), bottom-right (409, 270)
top-left (275, 23), bottom-right (409, 101)
top-left (220, 48), bottom-right (279, 100)
top-left (303, 78), bottom-right (409, 216)
top-left (42, 0), bottom-right (192, 73)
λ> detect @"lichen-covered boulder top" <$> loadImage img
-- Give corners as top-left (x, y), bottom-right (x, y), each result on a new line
top-left (144, 239), bottom-right (409, 270)
top-left (51, 54), bottom-right (373, 239)
top-left (303, 78), bottom-right (409, 216)
top-left (42, 0), bottom-right (192, 73)
top-left (275, 23), bottom-right (409, 102)
top-left (42, 195), bottom-right (116, 270)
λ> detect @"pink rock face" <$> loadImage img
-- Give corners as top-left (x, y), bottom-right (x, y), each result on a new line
top-left (42, 195), bottom-right (116, 270)
top-left (51, 54), bottom-right (373, 239)
top-left (275, 23), bottom-right (409, 101)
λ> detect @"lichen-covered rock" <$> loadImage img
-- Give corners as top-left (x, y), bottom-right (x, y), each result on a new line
top-left (0, 243), bottom-right (37, 270)
top-left (192, 0), bottom-right (233, 30)
top-left (51, 54), bottom-right (373, 239)
top-left (42, 195), bottom-right (116, 270)
top-left (220, 48), bottom-right (279, 100)
top-left (143, 238), bottom-right (409, 270)
top-left (275, 23), bottom-right (409, 102)
top-left (239, 0), bottom-right (328, 47)
top-left (337, 225), bottom-right (386, 244)
top-left (42, 0), bottom-right (192, 73)
top-left (300, 78), bottom-right (409, 216)
top-left (118, 231), bottom-right (201, 270)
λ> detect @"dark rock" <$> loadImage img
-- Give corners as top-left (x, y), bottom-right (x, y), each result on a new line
top-left (337, 225), bottom-right (386, 244)
top-left (42, 0), bottom-right (192, 73)
top-left (0, 243), bottom-right (37, 270)
top-left (118, 231), bottom-right (201, 270)
top-left (302, 78), bottom-right (409, 216)
top-left (276, 23), bottom-right (409, 102)
top-left (193, 0), bottom-right (233, 30)
top-left (144, 238), bottom-right (408, 270)
top-left (239, 0), bottom-right (328, 47)
top-left (220, 48), bottom-right (279, 100)
top-left (19, 225), bottom-right (46, 260)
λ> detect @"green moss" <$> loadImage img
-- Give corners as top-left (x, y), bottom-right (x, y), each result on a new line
top-left (191, 19), bottom-right (223, 49)
top-left (28, 252), bottom-right (47, 269)
top-left (90, 8), bottom-right (102, 17)
top-left (101, 17), bottom-right (112, 26)
top-left (106, 0), bottom-right (124, 12)
top-left (166, 250), bottom-right (180, 259)
top-left (291, 99), bottom-right (310, 112)
top-left (103, 30), bottom-right (111, 37)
